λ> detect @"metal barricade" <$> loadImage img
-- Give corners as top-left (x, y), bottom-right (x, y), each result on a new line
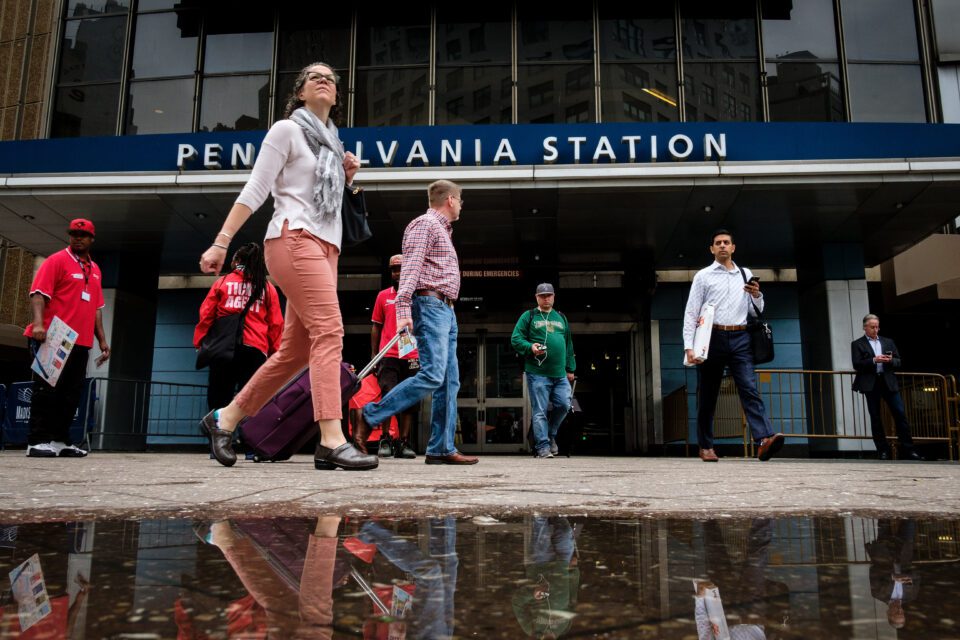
top-left (660, 378), bottom-right (750, 457)
top-left (83, 377), bottom-right (209, 450)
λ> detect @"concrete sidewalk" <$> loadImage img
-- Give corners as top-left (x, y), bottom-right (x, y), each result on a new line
top-left (1, 452), bottom-right (958, 522)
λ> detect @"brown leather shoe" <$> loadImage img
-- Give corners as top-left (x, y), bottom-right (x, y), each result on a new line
top-left (425, 452), bottom-right (479, 465)
top-left (699, 448), bottom-right (719, 462)
top-left (757, 433), bottom-right (785, 461)
top-left (200, 410), bottom-right (237, 467)
top-left (352, 410), bottom-right (371, 454)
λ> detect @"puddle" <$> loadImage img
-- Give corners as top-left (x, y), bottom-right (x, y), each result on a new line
top-left (1, 515), bottom-right (958, 638)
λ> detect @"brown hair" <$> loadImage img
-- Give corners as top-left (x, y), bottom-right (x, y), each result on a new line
top-left (282, 62), bottom-right (343, 125)
top-left (428, 180), bottom-right (461, 208)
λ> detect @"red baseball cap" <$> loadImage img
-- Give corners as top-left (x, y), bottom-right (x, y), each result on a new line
top-left (68, 218), bottom-right (95, 237)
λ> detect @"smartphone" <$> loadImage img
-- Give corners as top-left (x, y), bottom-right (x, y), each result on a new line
top-left (885, 351), bottom-right (893, 356)
top-left (748, 276), bottom-right (760, 284)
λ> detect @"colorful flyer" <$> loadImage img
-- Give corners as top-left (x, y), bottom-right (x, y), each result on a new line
top-left (397, 330), bottom-right (417, 359)
top-left (391, 584), bottom-right (413, 618)
top-left (31, 315), bottom-right (78, 387)
top-left (8, 554), bottom-right (51, 632)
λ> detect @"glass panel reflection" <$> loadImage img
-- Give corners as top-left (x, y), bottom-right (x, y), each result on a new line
top-left (203, 11), bottom-right (273, 74)
top-left (680, 1), bottom-right (758, 60)
top-left (436, 7), bottom-right (512, 64)
top-left (66, 0), bottom-right (129, 17)
top-left (59, 16), bottom-right (127, 84)
top-left (199, 75), bottom-right (270, 132)
top-left (130, 12), bottom-right (197, 79)
top-left (484, 406), bottom-right (524, 444)
top-left (356, 9), bottom-right (431, 67)
top-left (847, 64), bottom-right (926, 122)
top-left (126, 78), bottom-right (194, 134)
top-left (600, 63), bottom-right (679, 122)
top-left (684, 62), bottom-right (761, 121)
top-left (761, 0), bottom-right (838, 61)
top-left (354, 69), bottom-right (429, 127)
top-left (841, 0), bottom-right (920, 62)
top-left (517, 6), bottom-right (593, 62)
top-left (436, 66), bottom-right (512, 125)
top-left (484, 338), bottom-right (524, 399)
top-left (278, 7), bottom-right (352, 71)
top-left (598, 8), bottom-right (676, 61)
top-left (517, 65), bottom-right (595, 124)
top-left (2, 516), bottom-right (958, 638)
top-left (51, 83), bottom-right (120, 137)
top-left (457, 407), bottom-right (478, 444)
top-left (767, 60), bottom-right (844, 121)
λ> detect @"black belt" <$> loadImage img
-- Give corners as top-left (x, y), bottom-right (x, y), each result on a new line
top-left (415, 289), bottom-right (455, 307)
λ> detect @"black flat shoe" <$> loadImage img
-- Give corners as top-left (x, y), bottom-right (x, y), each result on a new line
top-left (395, 439), bottom-right (417, 459)
top-left (200, 410), bottom-right (237, 467)
top-left (378, 438), bottom-right (394, 458)
top-left (315, 442), bottom-right (378, 471)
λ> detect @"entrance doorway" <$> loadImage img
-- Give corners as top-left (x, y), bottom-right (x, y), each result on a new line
top-left (569, 333), bottom-right (632, 455)
top-left (457, 332), bottom-right (528, 453)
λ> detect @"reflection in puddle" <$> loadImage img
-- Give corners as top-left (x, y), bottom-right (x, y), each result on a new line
top-left (0, 515), bottom-right (958, 638)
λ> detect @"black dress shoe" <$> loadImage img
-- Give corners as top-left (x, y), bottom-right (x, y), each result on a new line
top-left (395, 439), bottom-right (417, 459)
top-left (315, 442), bottom-right (379, 470)
top-left (200, 410), bottom-right (237, 467)
top-left (904, 450), bottom-right (925, 461)
top-left (378, 437), bottom-right (394, 458)
top-left (878, 451), bottom-right (891, 460)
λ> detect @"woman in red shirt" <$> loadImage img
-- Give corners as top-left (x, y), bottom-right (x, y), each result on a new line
top-left (195, 243), bottom-right (283, 412)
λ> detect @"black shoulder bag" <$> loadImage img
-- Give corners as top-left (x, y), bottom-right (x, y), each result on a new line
top-left (740, 268), bottom-right (775, 365)
top-left (195, 278), bottom-right (257, 370)
top-left (342, 184), bottom-right (373, 247)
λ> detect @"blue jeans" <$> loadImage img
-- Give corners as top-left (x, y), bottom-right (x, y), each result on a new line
top-left (527, 373), bottom-right (571, 454)
top-left (696, 329), bottom-right (773, 449)
top-left (529, 516), bottom-right (575, 565)
top-left (363, 296), bottom-right (460, 457)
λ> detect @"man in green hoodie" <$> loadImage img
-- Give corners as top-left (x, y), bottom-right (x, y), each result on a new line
top-left (511, 283), bottom-right (576, 458)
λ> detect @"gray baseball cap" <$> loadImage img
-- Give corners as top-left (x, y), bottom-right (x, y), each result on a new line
top-left (535, 283), bottom-right (555, 295)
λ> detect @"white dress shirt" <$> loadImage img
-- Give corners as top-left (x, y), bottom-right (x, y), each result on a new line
top-left (867, 335), bottom-right (884, 372)
top-left (683, 261), bottom-right (764, 350)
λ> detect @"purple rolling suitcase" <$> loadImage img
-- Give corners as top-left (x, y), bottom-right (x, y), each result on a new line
top-left (239, 333), bottom-right (402, 462)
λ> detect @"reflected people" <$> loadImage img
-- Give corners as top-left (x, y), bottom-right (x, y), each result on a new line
top-left (865, 519), bottom-right (919, 630)
top-left (181, 516), bottom-right (343, 639)
top-left (356, 516), bottom-right (459, 639)
top-left (694, 519), bottom-right (788, 640)
top-left (512, 516), bottom-right (580, 638)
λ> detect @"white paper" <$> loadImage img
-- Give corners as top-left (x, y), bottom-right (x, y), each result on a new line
top-left (684, 303), bottom-right (715, 367)
top-left (31, 315), bottom-right (78, 387)
top-left (694, 580), bottom-right (731, 640)
top-left (9, 554), bottom-right (52, 632)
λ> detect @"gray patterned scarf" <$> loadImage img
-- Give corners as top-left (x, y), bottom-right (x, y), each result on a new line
top-left (289, 107), bottom-right (345, 223)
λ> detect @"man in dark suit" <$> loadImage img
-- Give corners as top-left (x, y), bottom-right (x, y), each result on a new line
top-left (865, 519), bottom-right (920, 630)
top-left (851, 314), bottom-right (923, 461)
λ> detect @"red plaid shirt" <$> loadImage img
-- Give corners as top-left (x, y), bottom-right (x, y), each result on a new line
top-left (395, 209), bottom-right (460, 320)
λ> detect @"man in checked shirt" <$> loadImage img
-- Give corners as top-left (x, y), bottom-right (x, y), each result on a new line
top-left (357, 180), bottom-right (479, 465)
top-left (683, 229), bottom-right (784, 463)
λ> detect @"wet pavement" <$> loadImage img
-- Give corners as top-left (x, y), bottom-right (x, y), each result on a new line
top-left (2, 452), bottom-right (960, 522)
top-left (1, 514), bottom-right (958, 638)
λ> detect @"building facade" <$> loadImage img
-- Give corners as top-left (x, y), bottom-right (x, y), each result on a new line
top-left (1, 0), bottom-right (959, 453)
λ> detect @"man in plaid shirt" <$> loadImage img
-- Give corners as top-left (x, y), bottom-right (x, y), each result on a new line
top-left (359, 180), bottom-right (478, 465)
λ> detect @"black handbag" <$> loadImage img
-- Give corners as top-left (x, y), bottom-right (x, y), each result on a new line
top-left (195, 278), bottom-right (256, 370)
top-left (740, 267), bottom-right (775, 365)
top-left (342, 184), bottom-right (373, 247)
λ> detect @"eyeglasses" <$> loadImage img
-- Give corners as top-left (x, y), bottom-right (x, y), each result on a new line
top-left (306, 72), bottom-right (339, 86)
top-left (451, 195), bottom-right (464, 206)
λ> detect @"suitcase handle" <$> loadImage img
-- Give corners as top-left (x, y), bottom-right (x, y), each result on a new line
top-left (356, 331), bottom-right (404, 381)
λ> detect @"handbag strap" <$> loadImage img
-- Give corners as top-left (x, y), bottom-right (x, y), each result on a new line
top-left (737, 264), bottom-right (763, 319)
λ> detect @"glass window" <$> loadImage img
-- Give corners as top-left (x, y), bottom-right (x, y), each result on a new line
top-left (598, 7), bottom-right (676, 61)
top-left (684, 62), bottom-right (761, 121)
top-left (932, 0), bottom-right (960, 62)
top-left (436, 6), bottom-right (511, 64)
top-left (841, 0), bottom-right (920, 61)
top-left (125, 78), bottom-right (194, 134)
top-left (436, 65), bottom-right (511, 125)
top-left (66, 0), bottom-right (129, 17)
top-left (199, 75), bottom-right (270, 132)
top-left (518, 5), bottom-right (593, 61)
top-left (136, 0), bottom-right (178, 10)
top-left (130, 12), bottom-right (197, 79)
top-left (767, 60), bottom-right (844, 121)
top-left (847, 64), bottom-right (926, 122)
top-left (278, 7), bottom-right (352, 72)
top-left (51, 83), bottom-right (120, 137)
top-left (354, 69), bottom-right (429, 126)
top-left (204, 11), bottom-right (273, 74)
top-left (761, 0), bottom-right (838, 61)
top-left (59, 16), bottom-right (127, 84)
top-left (517, 64), bottom-right (595, 123)
top-left (274, 71), bottom-right (350, 122)
top-left (356, 8), bottom-right (430, 66)
top-left (680, 1), bottom-right (758, 59)
top-left (601, 63), bottom-right (679, 123)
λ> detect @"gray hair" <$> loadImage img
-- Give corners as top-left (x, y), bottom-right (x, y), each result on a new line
top-left (862, 313), bottom-right (880, 326)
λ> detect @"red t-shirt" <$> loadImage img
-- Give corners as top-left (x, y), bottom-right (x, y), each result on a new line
top-left (23, 248), bottom-right (104, 348)
top-left (371, 286), bottom-right (418, 359)
top-left (0, 595), bottom-right (69, 639)
top-left (193, 271), bottom-right (284, 356)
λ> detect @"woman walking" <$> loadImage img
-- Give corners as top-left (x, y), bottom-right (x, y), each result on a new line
top-left (194, 242), bottom-right (283, 412)
top-left (198, 62), bottom-right (375, 471)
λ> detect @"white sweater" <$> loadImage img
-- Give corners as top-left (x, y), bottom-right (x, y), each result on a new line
top-left (235, 119), bottom-right (343, 250)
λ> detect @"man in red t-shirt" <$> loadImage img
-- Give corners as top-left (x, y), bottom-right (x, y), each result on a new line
top-left (23, 218), bottom-right (110, 457)
top-left (367, 254), bottom-right (419, 459)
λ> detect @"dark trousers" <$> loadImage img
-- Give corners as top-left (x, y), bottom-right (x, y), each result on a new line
top-left (28, 344), bottom-right (90, 445)
top-left (207, 345), bottom-right (267, 411)
top-left (864, 377), bottom-right (914, 454)
top-left (697, 330), bottom-right (773, 449)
